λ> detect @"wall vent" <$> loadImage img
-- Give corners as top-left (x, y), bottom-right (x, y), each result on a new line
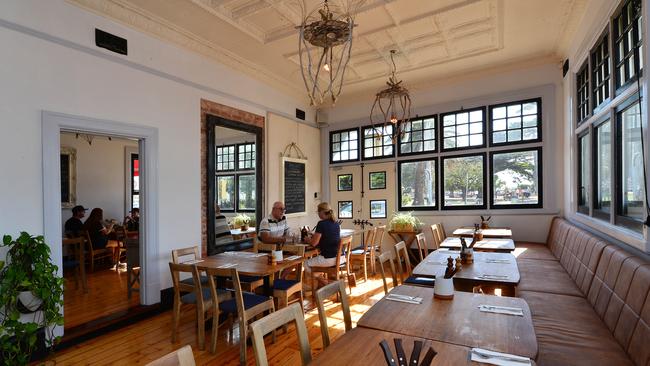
top-left (95, 29), bottom-right (127, 56)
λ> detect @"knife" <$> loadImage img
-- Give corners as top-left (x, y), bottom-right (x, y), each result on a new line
top-left (379, 340), bottom-right (397, 366)
top-left (394, 338), bottom-right (407, 366)
top-left (409, 340), bottom-right (423, 366)
top-left (420, 347), bottom-right (437, 366)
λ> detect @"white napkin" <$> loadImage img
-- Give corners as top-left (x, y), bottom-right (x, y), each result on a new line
top-left (477, 274), bottom-right (509, 279)
top-left (485, 259), bottom-right (511, 263)
top-left (478, 305), bottom-right (524, 317)
top-left (385, 294), bottom-right (422, 304)
top-left (217, 263), bottom-right (237, 268)
top-left (285, 255), bottom-right (301, 261)
top-left (253, 253), bottom-right (268, 257)
top-left (182, 259), bottom-right (203, 264)
top-left (470, 348), bottom-right (531, 365)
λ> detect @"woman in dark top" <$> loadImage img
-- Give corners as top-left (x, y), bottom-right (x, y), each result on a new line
top-left (82, 208), bottom-right (114, 249)
top-left (305, 202), bottom-right (341, 278)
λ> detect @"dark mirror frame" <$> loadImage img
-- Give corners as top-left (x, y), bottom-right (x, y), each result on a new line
top-left (206, 114), bottom-right (263, 255)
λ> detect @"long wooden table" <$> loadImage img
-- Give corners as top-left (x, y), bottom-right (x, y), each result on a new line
top-left (357, 285), bottom-right (538, 359)
top-left (412, 250), bottom-right (520, 296)
top-left (452, 227), bottom-right (513, 238)
top-left (439, 237), bottom-right (515, 253)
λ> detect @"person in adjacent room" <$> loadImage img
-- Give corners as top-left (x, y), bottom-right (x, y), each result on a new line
top-left (123, 207), bottom-right (140, 231)
top-left (258, 201), bottom-right (290, 244)
top-left (304, 202), bottom-right (341, 285)
top-left (83, 208), bottom-right (114, 249)
top-left (64, 205), bottom-right (87, 237)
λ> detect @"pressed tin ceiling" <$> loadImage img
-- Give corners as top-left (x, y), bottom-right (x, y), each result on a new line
top-left (69, 0), bottom-right (587, 106)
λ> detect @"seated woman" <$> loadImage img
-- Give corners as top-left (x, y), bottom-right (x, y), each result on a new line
top-left (304, 202), bottom-right (341, 286)
top-left (83, 208), bottom-right (114, 249)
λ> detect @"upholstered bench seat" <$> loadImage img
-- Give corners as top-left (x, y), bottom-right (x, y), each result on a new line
top-left (513, 242), bottom-right (558, 261)
top-left (517, 258), bottom-right (584, 297)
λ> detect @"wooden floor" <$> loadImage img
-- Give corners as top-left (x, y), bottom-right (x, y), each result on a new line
top-left (64, 263), bottom-right (140, 329)
top-left (46, 272), bottom-right (392, 365)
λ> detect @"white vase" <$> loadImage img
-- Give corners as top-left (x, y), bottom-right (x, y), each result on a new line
top-left (18, 290), bottom-right (43, 312)
top-left (434, 277), bottom-right (454, 300)
top-left (272, 250), bottom-right (283, 263)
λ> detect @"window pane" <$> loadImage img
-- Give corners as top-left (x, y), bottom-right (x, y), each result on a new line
top-left (492, 149), bottom-right (541, 206)
top-left (441, 108), bottom-right (484, 151)
top-left (399, 159), bottom-right (436, 208)
top-left (330, 129), bottom-right (359, 162)
top-left (216, 145), bottom-right (236, 171)
top-left (619, 102), bottom-right (645, 221)
top-left (614, 0), bottom-right (642, 88)
top-left (217, 175), bottom-right (235, 210)
top-left (578, 134), bottom-right (590, 212)
top-left (576, 63), bottom-right (590, 122)
top-left (363, 125), bottom-right (394, 158)
top-left (443, 155), bottom-right (484, 207)
top-left (595, 121), bottom-right (611, 213)
top-left (491, 99), bottom-right (541, 145)
top-left (237, 143), bottom-right (255, 170)
top-left (237, 175), bottom-right (256, 210)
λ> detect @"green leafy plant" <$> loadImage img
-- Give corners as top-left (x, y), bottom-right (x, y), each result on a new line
top-left (232, 213), bottom-right (252, 228)
top-left (0, 233), bottom-right (64, 365)
top-left (388, 212), bottom-right (421, 231)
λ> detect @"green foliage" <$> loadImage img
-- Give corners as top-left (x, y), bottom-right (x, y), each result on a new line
top-left (444, 157), bottom-right (483, 204)
top-left (389, 212), bottom-right (421, 231)
top-left (232, 213), bottom-right (252, 227)
top-left (0, 232), bottom-right (64, 365)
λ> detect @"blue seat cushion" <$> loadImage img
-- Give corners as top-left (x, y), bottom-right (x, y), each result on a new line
top-left (239, 275), bottom-right (263, 283)
top-left (273, 279), bottom-right (300, 291)
top-left (62, 260), bottom-right (80, 269)
top-left (220, 292), bottom-right (269, 314)
top-left (181, 287), bottom-right (230, 304)
top-left (180, 275), bottom-right (209, 286)
top-left (404, 276), bottom-right (436, 287)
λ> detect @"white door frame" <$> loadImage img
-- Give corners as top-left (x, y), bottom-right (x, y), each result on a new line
top-left (42, 111), bottom-right (160, 335)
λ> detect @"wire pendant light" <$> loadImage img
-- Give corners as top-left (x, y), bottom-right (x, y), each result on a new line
top-left (370, 50), bottom-right (412, 144)
top-left (297, 0), bottom-right (361, 106)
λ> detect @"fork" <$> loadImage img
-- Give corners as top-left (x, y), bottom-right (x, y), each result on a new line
top-left (472, 350), bottom-right (530, 364)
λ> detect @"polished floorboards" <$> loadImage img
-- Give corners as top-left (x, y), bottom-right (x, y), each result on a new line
top-left (48, 273), bottom-right (390, 365)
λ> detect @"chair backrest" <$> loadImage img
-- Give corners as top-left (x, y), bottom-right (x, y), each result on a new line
top-left (145, 345), bottom-right (196, 366)
top-left (339, 236), bottom-right (353, 275)
top-left (414, 233), bottom-right (427, 262)
top-left (171, 246), bottom-right (200, 264)
top-left (429, 224), bottom-right (440, 250)
top-left (81, 230), bottom-right (95, 253)
top-left (281, 244), bottom-right (306, 281)
top-left (254, 241), bottom-right (276, 253)
top-left (250, 302), bottom-right (311, 366)
top-left (168, 262), bottom-right (204, 303)
top-left (374, 225), bottom-right (386, 252)
top-left (361, 227), bottom-right (376, 252)
top-left (377, 251), bottom-right (398, 294)
top-left (394, 241), bottom-right (412, 281)
top-left (203, 267), bottom-right (237, 313)
top-left (315, 280), bottom-right (352, 347)
top-left (215, 215), bottom-right (234, 244)
top-left (62, 237), bottom-right (85, 259)
top-left (436, 223), bottom-right (447, 240)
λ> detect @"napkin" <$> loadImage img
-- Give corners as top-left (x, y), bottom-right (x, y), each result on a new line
top-left (182, 259), bottom-right (203, 264)
top-left (285, 255), bottom-right (301, 261)
top-left (386, 294), bottom-right (423, 304)
top-left (478, 305), bottom-right (524, 317)
top-left (253, 253), bottom-right (268, 257)
top-left (485, 259), bottom-right (511, 263)
top-left (217, 263), bottom-right (237, 268)
top-left (477, 274), bottom-right (509, 280)
top-left (470, 348), bottom-right (531, 365)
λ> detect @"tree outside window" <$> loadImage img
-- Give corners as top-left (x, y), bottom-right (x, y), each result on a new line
top-left (443, 155), bottom-right (485, 208)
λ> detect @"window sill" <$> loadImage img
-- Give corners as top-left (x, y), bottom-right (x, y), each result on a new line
top-left (408, 208), bottom-right (560, 216)
top-left (569, 212), bottom-right (649, 252)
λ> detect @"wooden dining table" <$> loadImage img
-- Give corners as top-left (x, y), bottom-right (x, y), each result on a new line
top-left (439, 237), bottom-right (515, 252)
top-left (357, 285), bottom-right (538, 359)
top-left (412, 249), bottom-right (520, 296)
top-left (452, 227), bottom-right (513, 238)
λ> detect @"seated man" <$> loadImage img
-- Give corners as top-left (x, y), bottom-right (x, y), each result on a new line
top-left (258, 201), bottom-right (289, 245)
top-left (64, 205), bottom-right (87, 237)
top-left (123, 208), bottom-right (140, 231)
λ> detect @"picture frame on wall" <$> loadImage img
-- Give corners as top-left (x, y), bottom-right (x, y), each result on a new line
top-left (338, 201), bottom-right (353, 219)
top-left (337, 174), bottom-right (353, 191)
top-left (370, 200), bottom-right (387, 219)
top-left (369, 171), bottom-right (386, 190)
top-left (60, 146), bottom-right (77, 209)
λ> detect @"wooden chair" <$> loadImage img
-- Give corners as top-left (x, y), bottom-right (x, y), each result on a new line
top-left (429, 224), bottom-right (441, 250)
top-left (349, 227), bottom-right (376, 282)
top-left (62, 237), bottom-right (88, 292)
top-left (377, 251), bottom-right (398, 295)
top-left (218, 267), bottom-right (275, 365)
top-left (171, 246), bottom-right (208, 286)
top-left (125, 236), bottom-right (140, 299)
top-left (414, 233), bottom-right (428, 262)
top-left (370, 225), bottom-right (386, 273)
top-left (273, 244), bottom-right (305, 311)
top-left (315, 280), bottom-right (352, 348)
top-left (431, 223), bottom-right (446, 244)
top-left (82, 230), bottom-right (113, 272)
top-left (250, 302), bottom-right (311, 366)
top-left (168, 262), bottom-right (231, 350)
top-left (310, 236), bottom-right (353, 298)
top-left (394, 241), bottom-right (435, 288)
top-left (253, 241), bottom-right (276, 253)
top-left (145, 345), bottom-right (195, 366)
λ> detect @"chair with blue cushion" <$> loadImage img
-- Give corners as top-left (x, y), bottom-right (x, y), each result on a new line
top-left (273, 244), bottom-right (305, 311)
top-left (171, 246), bottom-right (209, 287)
top-left (349, 227), bottom-right (376, 282)
top-left (377, 251), bottom-right (398, 295)
top-left (394, 241), bottom-right (436, 288)
top-left (168, 262), bottom-right (231, 351)
top-left (62, 237), bottom-right (87, 293)
top-left (315, 280), bottom-right (352, 348)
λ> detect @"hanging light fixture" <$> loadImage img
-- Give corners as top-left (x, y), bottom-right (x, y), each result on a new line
top-left (297, 0), bottom-right (361, 106)
top-left (370, 50), bottom-right (412, 144)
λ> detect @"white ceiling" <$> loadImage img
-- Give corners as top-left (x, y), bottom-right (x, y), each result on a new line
top-left (69, 0), bottom-right (587, 106)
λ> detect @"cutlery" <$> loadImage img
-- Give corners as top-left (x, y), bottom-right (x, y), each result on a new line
top-left (478, 274), bottom-right (509, 279)
top-left (385, 296), bottom-right (422, 305)
top-left (388, 293), bottom-right (419, 301)
top-left (471, 349), bottom-right (530, 365)
top-left (217, 263), bottom-right (236, 268)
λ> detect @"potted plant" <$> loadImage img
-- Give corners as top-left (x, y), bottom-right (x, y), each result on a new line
top-left (0, 232), bottom-right (64, 365)
top-left (388, 212), bottom-right (421, 232)
top-left (232, 214), bottom-right (252, 231)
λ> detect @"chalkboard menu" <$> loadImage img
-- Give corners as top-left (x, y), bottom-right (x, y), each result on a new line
top-left (61, 154), bottom-right (70, 203)
top-left (283, 158), bottom-right (306, 215)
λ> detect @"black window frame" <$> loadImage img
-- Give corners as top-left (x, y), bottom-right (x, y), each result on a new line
top-left (488, 98), bottom-right (542, 147)
top-left (440, 107), bottom-right (487, 152)
top-left (398, 114), bottom-right (438, 156)
top-left (216, 174), bottom-right (236, 213)
top-left (361, 124), bottom-right (396, 160)
top-left (397, 157), bottom-right (438, 211)
top-left (591, 29), bottom-right (611, 113)
top-left (577, 130), bottom-right (590, 214)
top-left (369, 199), bottom-right (387, 219)
top-left (576, 60), bottom-right (591, 124)
top-left (612, 0), bottom-right (643, 92)
top-left (330, 127), bottom-right (360, 164)
top-left (237, 142), bottom-right (256, 170)
top-left (592, 115), bottom-right (613, 221)
top-left (489, 147), bottom-right (543, 210)
top-left (216, 144), bottom-right (236, 172)
top-left (441, 152), bottom-right (487, 210)
top-left (338, 200), bottom-right (354, 219)
top-left (236, 173), bottom-right (256, 212)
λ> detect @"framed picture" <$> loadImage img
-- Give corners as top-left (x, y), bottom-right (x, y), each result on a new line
top-left (370, 200), bottom-right (387, 219)
top-left (369, 171), bottom-right (386, 190)
top-left (338, 201), bottom-right (353, 219)
top-left (60, 146), bottom-right (77, 209)
top-left (337, 174), bottom-right (353, 191)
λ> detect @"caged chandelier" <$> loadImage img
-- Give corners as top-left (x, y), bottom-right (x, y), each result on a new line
top-left (297, 0), bottom-right (363, 106)
top-left (370, 50), bottom-right (412, 144)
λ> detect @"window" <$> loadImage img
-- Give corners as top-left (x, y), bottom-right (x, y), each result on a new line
top-left (330, 128), bottom-right (359, 163)
top-left (237, 174), bottom-right (256, 211)
top-left (217, 175), bottom-right (235, 211)
top-left (338, 201), bottom-right (353, 219)
top-left (441, 154), bottom-right (486, 209)
top-left (490, 99), bottom-right (541, 146)
top-left (576, 62), bottom-right (590, 123)
top-left (591, 32), bottom-right (611, 110)
top-left (130, 154), bottom-right (140, 209)
top-left (398, 158), bottom-right (437, 210)
top-left (362, 125), bottom-right (394, 159)
top-left (399, 116), bottom-right (436, 155)
top-left (577, 133), bottom-right (590, 214)
top-left (216, 145), bottom-right (236, 171)
top-left (594, 120), bottom-right (612, 218)
top-left (441, 108), bottom-right (485, 151)
top-left (617, 100), bottom-right (645, 229)
top-left (613, 0), bottom-right (643, 89)
top-left (237, 143), bottom-right (255, 170)
top-left (490, 148), bottom-right (542, 208)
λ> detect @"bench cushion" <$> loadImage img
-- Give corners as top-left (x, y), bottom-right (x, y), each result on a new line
top-left (519, 290), bottom-right (633, 366)
top-left (517, 258), bottom-right (584, 297)
top-left (514, 242), bottom-right (557, 261)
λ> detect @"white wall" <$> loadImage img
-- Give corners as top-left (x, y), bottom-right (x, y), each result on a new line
top-left (59, 133), bottom-right (137, 228)
top-left (0, 0), bottom-right (314, 304)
